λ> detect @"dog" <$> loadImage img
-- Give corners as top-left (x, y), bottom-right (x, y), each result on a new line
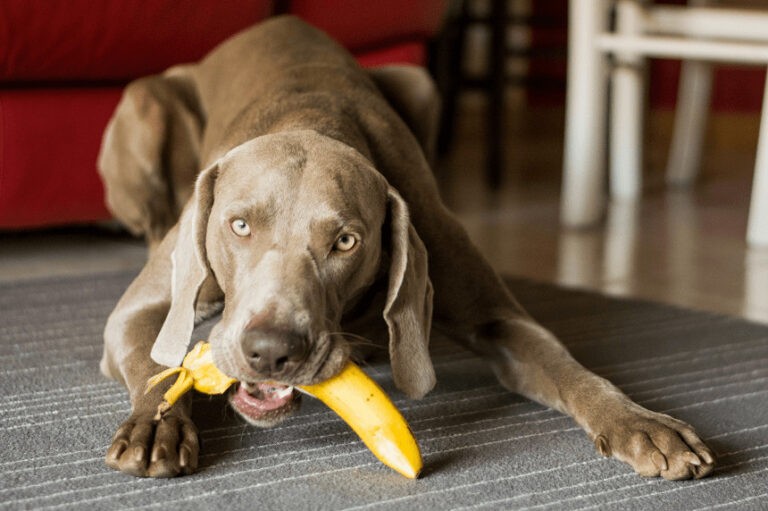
top-left (98, 16), bottom-right (715, 479)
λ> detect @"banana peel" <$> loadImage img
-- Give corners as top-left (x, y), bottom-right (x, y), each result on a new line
top-left (145, 341), bottom-right (236, 419)
top-left (145, 341), bottom-right (423, 478)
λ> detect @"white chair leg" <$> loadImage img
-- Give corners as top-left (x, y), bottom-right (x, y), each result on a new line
top-left (610, 65), bottom-right (645, 199)
top-left (561, 0), bottom-right (610, 227)
top-left (610, 0), bottom-right (645, 199)
top-left (666, 60), bottom-right (713, 186)
top-left (747, 69), bottom-right (768, 246)
top-left (744, 249), bottom-right (768, 321)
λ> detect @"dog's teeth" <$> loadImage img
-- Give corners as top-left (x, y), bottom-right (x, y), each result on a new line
top-left (275, 386), bottom-right (294, 399)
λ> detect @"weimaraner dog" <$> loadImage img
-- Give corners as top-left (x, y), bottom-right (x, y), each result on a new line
top-left (98, 16), bottom-right (715, 479)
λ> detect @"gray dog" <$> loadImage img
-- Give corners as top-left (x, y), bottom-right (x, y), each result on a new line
top-left (98, 16), bottom-right (715, 479)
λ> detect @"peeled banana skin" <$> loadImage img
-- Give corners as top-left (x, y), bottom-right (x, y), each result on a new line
top-left (145, 341), bottom-right (236, 419)
top-left (145, 341), bottom-right (423, 478)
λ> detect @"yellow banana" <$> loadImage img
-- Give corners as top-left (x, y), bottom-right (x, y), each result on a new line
top-left (145, 341), bottom-right (423, 478)
top-left (299, 361), bottom-right (423, 478)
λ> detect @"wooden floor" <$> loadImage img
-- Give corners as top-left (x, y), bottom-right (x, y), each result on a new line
top-left (440, 96), bottom-right (768, 324)
top-left (2, 97), bottom-right (767, 324)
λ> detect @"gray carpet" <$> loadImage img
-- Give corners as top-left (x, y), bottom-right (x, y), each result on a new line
top-left (1, 272), bottom-right (767, 511)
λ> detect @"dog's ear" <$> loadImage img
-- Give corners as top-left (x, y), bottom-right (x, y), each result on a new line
top-left (151, 162), bottom-right (219, 367)
top-left (383, 187), bottom-right (436, 398)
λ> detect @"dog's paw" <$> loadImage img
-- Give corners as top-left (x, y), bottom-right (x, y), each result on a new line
top-left (593, 407), bottom-right (715, 480)
top-left (105, 412), bottom-right (199, 477)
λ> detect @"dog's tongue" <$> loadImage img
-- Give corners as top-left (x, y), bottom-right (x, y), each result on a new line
top-left (234, 382), bottom-right (295, 416)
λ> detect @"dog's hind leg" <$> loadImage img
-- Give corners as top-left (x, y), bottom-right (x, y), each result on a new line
top-left (98, 66), bottom-right (204, 252)
top-left (367, 65), bottom-right (440, 166)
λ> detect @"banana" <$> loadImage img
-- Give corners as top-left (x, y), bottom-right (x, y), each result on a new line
top-left (299, 361), bottom-right (423, 478)
top-left (145, 341), bottom-right (423, 478)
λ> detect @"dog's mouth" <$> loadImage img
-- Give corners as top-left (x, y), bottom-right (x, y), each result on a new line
top-left (229, 381), bottom-right (301, 427)
top-left (218, 330), bottom-right (350, 427)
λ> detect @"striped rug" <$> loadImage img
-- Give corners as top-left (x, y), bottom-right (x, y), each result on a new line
top-left (1, 272), bottom-right (766, 510)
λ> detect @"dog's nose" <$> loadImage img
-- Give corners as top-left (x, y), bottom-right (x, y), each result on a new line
top-left (242, 330), bottom-right (307, 377)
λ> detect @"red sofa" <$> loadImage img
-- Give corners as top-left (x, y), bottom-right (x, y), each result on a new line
top-left (0, 0), bottom-right (446, 229)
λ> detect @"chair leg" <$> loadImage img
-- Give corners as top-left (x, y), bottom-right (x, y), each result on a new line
top-left (561, 0), bottom-right (611, 227)
top-left (666, 61), bottom-right (713, 186)
top-left (610, 63), bottom-right (645, 199)
top-left (610, 0), bottom-right (646, 200)
top-left (487, 0), bottom-right (506, 187)
top-left (432, 0), bottom-right (469, 157)
top-left (747, 70), bottom-right (768, 246)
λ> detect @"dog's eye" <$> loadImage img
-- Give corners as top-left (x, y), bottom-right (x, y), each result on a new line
top-left (230, 218), bottom-right (251, 237)
top-left (334, 234), bottom-right (356, 252)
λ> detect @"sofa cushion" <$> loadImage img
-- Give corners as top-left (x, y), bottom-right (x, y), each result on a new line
top-left (0, 0), bottom-right (273, 82)
top-left (0, 45), bottom-right (431, 229)
top-left (0, 88), bottom-right (120, 227)
top-left (355, 41), bottom-right (427, 68)
top-left (0, 2), bottom-right (448, 229)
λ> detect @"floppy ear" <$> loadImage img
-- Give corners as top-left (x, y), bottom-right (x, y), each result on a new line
top-left (150, 162), bottom-right (219, 367)
top-left (383, 187), bottom-right (436, 398)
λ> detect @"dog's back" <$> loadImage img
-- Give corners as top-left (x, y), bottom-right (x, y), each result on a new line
top-left (192, 16), bottom-right (384, 165)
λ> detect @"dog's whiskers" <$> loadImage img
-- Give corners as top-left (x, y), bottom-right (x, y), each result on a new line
top-left (325, 331), bottom-right (382, 350)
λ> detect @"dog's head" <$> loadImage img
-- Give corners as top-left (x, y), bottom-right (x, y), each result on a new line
top-left (151, 131), bottom-right (435, 425)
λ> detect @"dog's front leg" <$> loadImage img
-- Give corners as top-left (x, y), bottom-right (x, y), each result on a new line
top-left (101, 229), bottom-right (200, 477)
top-left (471, 316), bottom-right (716, 480)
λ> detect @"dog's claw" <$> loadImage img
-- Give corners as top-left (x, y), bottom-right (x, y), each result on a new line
top-left (105, 439), bottom-right (128, 467)
top-left (147, 457), bottom-right (180, 478)
top-left (132, 445), bottom-right (147, 462)
top-left (151, 445), bottom-right (167, 462)
top-left (179, 445), bottom-right (189, 468)
top-left (682, 451), bottom-right (701, 466)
